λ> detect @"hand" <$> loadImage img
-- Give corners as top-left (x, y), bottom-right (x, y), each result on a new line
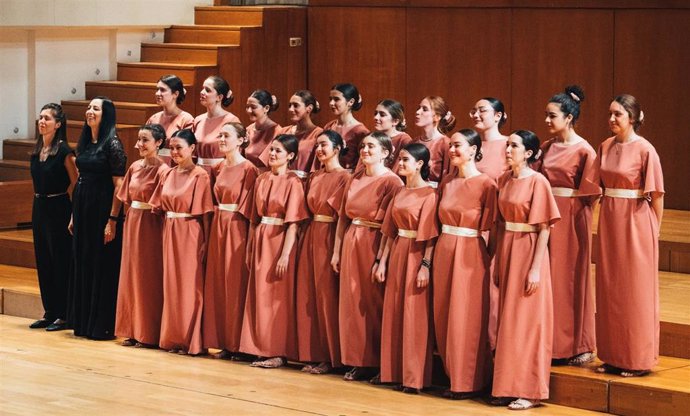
top-left (525, 268), bottom-right (540, 296)
top-left (275, 255), bottom-right (289, 278)
top-left (416, 266), bottom-right (429, 288)
top-left (104, 219), bottom-right (116, 244)
top-left (68, 217), bottom-right (74, 235)
top-left (373, 262), bottom-right (386, 283)
top-left (331, 253), bottom-right (340, 274)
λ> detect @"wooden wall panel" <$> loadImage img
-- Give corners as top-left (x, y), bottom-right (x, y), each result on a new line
top-left (614, 10), bottom-right (690, 210)
top-left (405, 8), bottom-right (511, 137)
top-left (510, 9), bottom-right (614, 148)
top-left (307, 7), bottom-right (406, 127)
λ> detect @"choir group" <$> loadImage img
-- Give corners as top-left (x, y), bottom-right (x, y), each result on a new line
top-left (28, 75), bottom-right (664, 411)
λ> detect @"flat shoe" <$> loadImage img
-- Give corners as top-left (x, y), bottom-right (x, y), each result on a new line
top-left (508, 398), bottom-right (541, 410)
top-left (121, 339), bottom-right (137, 346)
top-left (489, 396), bottom-right (514, 406)
top-left (30, 319), bottom-right (51, 329)
top-left (443, 390), bottom-right (479, 400)
top-left (621, 369), bottom-right (650, 377)
top-left (46, 322), bottom-right (68, 332)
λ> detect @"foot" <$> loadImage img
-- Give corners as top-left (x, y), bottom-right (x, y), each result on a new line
top-left (29, 319), bottom-right (51, 329)
top-left (168, 347), bottom-right (180, 354)
top-left (134, 342), bottom-right (157, 349)
top-left (620, 369), bottom-right (650, 377)
top-left (595, 363), bottom-right (619, 374)
top-left (301, 364), bottom-right (315, 373)
top-left (402, 387), bottom-right (419, 395)
top-left (568, 352), bottom-right (595, 366)
top-left (344, 367), bottom-right (369, 381)
top-left (368, 373), bottom-right (381, 385)
top-left (121, 338), bottom-right (137, 347)
top-left (310, 362), bottom-right (332, 375)
top-left (443, 390), bottom-right (479, 400)
top-left (508, 398), bottom-right (541, 410)
top-left (213, 349), bottom-right (233, 360)
top-left (250, 357), bottom-right (285, 368)
top-left (46, 319), bottom-right (68, 332)
top-left (489, 396), bottom-right (515, 406)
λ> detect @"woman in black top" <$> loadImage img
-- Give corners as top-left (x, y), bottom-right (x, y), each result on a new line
top-left (67, 96), bottom-right (127, 340)
top-left (29, 103), bottom-right (78, 331)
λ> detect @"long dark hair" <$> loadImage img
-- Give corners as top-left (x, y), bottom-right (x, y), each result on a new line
top-left (77, 96), bottom-right (117, 154)
top-left (32, 103), bottom-right (67, 157)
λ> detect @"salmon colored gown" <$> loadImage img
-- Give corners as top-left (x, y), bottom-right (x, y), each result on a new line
top-left (115, 159), bottom-right (168, 345)
top-left (339, 169), bottom-right (404, 367)
top-left (193, 112), bottom-right (241, 174)
top-left (268, 125), bottom-right (324, 177)
top-left (296, 168), bottom-right (351, 366)
top-left (492, 171), bottom-right (560, 400)
top-left (202, 160), bottom-right (259, 352)
top-left (149, 166), bottom-right (214, 354)
top-left (411, 135), bottom-right (450, 185)
top-left (380, 186), bottom-right (438, 389)
top-left (147, 111), bottom-right (194, 140)
top-left (240, 171), bottom-right (308, 358)
top-left (596, 137), bottom-right (664, 371)
top-left (540, 139), bottom-right (600, 359)
top-left (245, 123), bottom-right (280, 170)
top-left (322, 120), bottom-right (370, 171)
top-left (433, 173), bottom-right (497, 393)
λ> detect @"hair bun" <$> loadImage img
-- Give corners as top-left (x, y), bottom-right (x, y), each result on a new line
top-left (564, 85), bottom-right (585, 103)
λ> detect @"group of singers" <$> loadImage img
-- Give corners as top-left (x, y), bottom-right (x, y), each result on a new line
top-left (28, 75), bottom-right (664, 411)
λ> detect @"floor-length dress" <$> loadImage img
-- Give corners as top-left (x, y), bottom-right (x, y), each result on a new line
top-left (411, 135), bottom-right (450, 186)
top-left (240, 171), bottom-right (308, 358)
top-left (193, 112), bottom-right (240, 174)
top-left (339, 169), bottom-right (403, 367)
top-left (596, 137), bottom-right (664, 371)
top-left (69, 138), bottom-right (127, 339)
top-left (149, 166), bottom-right (214, 354)
top-left (147, 111), bottom-right (194, 164)
top-left (322, 120), bottom-right (370, 171)
top-left (245, 123), bottom-right (280, 169)
top-left (380, 186), bottom-right (438, 389)
top-left (492, 171), bottom-right (560, 400)
top-left (115, 158), bottom-right (168, 345)
top-left (540, 139), bottom-right (600, 359)
top-left (30, 141), bottom-right (74, 323)
top-left (202, 160), bottom-right (259, 352)
top-left (433, 173), bottom-right (497, 393)
top-left (296, 168), bottom-right (350, 366)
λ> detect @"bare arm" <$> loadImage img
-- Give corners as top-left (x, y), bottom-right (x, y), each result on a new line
top-left (104, 176), bottom-right (124, 244)
top-left (373, 236), bottom-right (394, 283)
top-left (416, 239), bottom-right (436, 288)
top-left (331, 216), bottom-right (350, 273)
top-left (650, 192), bottom-right (664, 233)
top-left (525, 224), bottom-right (550, 296)
top-left (275, 222), bottom-right (299, 278)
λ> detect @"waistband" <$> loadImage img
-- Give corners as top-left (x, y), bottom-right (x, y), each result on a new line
top-left (505, 221), bottom-right (539, 233)
top-left (604, 188), bottom-right (645, 199)
top-left (441, 224), bottom-right (479, 237)
top-left (166, 211), bottom-right (194, 219)
top-left (397, 229), bottom-right (418, 238)
top-left (197, 157), bottom-right (224, 166)
top-left (261, 216), bottom-right (284, 226)
top-left (313, 214), bottom-right (335, 223)
top-left (130, 200), bottom-right (153, 210)
top-left (34, 192), bottom-right (67, 199)
top-left (218, 203), bottom-right (239, 212)
top-left (352, 217), bottom-right (382, 229)
top-left (551, 187), bottom-right (580, 197)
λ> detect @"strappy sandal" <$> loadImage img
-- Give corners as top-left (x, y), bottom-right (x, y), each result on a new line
top-left (568, 352), bottom-right (595, 366)
top-left (443, 390), bottom-right (479, 400)
top-left (309, 362), bottom-right (332, 375)
top-left (301, 364), bottom-right (315, 373)
top-left (620, 369), bottom-right (650, 377)
top-left (344, 367), bottom-right (367, 381)
top-left (250, 357), bottom-right (285, 368)
top-left (121, 338), bottom-right (136, 347)
top-left (368, 373), bottom-right (382, 385)
top-left (508, 398), bottom-right (541, 410)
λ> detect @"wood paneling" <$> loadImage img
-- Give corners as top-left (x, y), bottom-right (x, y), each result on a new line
top-left (312, 0), bottom-right (690, 8)
top-left (0, 181), bottom-right (32, 227)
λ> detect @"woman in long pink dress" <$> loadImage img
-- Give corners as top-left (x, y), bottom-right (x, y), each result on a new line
top-left (202, 122), bottom-right (259, 359)
top-left (146, 74), bottom-right (194, 165)
top-left (115, 124), bottom-right (168, 348)
top-left (193, 75), bottom-right (240, 174)
top-left (331, 132), bottom-right (404, 381)
top-left (149, 128), bottom-right (214, 355)
top-left (321, 83), bottom-right (370, 171)
top-left (373, 99), bottom-right (412, 171)
top-left (413, 96), bottom-right (455, 187)
top-left (433, 129), bottom-right (496, 399)
top-left (492, 130), bottom-right (560, 410)
top-left (375, 143), bottom-right (438, 394)
top-left (540, 86), bottom-right (600, 365)
top-left (595, 94), bottom-right (664, 377)
top-left (240, 134), bottom-right (309, 368)
top-left (296, 130), bottom-right (350, 374)
top-left (273, 90), bottom-right (323, 178)
top-left (244, 89), bottom-right (281, 170)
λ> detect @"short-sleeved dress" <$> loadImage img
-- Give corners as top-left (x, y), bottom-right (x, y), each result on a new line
top-left (147, 111), bottom-right (194, 165)
top-left (30, 141), bottom-right (74, 323)
top-left (433, 173), bottom-right (497, 393)
top-left (68, 137), bottom-right (127, 339)
top-left (296, 168), bottom-right (350, 366)
top-left (492, 171), bottom-right (560, 400)
top-left (149, 166), bottom-right (214, 354)
top-left (322, 120), bottom-right (370, 171)
top-left (115, 158), bottom-right (168, 345)
top-left (380, 186), bottom-right (438, 389)
top-left (268, 125), bottom-right (324, 178)
top-left (540, 139), bottom-right (600, 359)
top-left (240, 171), bottom-right (309, 358)
top-left (202, 160), bottom-right (259, 352)
top-left (339, 169), bottom-right (404, 367)
top-left (596, 137), bottom-right (664, 371)
top-left (245, 123), bottom-right (281, 170)
top-left (193, 112), bottom-right (241, 174)
top-left (411, 135), bottom-right (450, 186)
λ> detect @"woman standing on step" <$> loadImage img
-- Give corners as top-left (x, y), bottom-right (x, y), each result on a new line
top-left (29, 103), bottom-right (78, 332)
top-left (193, 75), bottom-right (240, 174)
top-left (540, 86), bottom-right (599, 366)
top-left (331, 132), bottom-right (403, 381)
top-left (146, 74), bottom-right (194, 163)
top-left (240, 134), bottom-right (308, 368)
top-left (115, 124), bottom-right (168, 348)
top-left (68, 96), bottom-right (127, 340)
top-left (595, 94), bottom-right (664, 378)
top-left (149, 128), bottom-right (214, 355)
top-left (320, 83), bottom-right (369, 171)
top-left (244, 89), bottom-right (281, 170)
top-left (413, 96), bottom-right (455, 187)
top-left (373, 99), bottom-right (412, 173)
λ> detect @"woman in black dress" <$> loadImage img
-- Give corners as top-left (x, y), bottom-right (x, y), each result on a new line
top-left (29, 103), bottom-right (78, 331)
top-left (67, 96), bottom-right (127, 340)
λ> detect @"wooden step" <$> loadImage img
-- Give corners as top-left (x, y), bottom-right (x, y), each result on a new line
top-left (2, 139), bottom-right (35, 162)
top-left (117, 62), bottom-right (217, 85)
top-left (0, 181), bottom-right (33, 228)
top-left (85, 81), bottom-right (198, 117)
top-left (65, 121), bottom-right (140, 169)
top-left (164, 25), bottom-right (247, 45)
top-left (141, 43), bottom-right (238, 65)
top-left (62, 100), bottom-right (159, 126)
top-left (0, 160), bottom-right (30, 181)
top-left (195, 6), bottom-right (265, 26)
top-left (0, 264), bottom-right (40, 318)
top-left (0, 229), bottom-right (34, 268)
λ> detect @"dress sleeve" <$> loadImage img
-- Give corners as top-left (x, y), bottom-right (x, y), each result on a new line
top-left (374, 175), bottom-right (404, 222)
top-left (381, 192), bottom-right (399, 239)
top-left (338, 175), bottom-right (355, 220)
top-left (284, 177), bottom-right (309, 224)
top-left (116, 165), bottom-right (135, 204)
top-left (479, 178), bottom-right (499, 232)
top-left (238, 165), bottom-right (259, 221)
top-left (326, 172), bottom-right (351, 215)
top-left (190, 171), bottom-right (214, 216)
top-left (643, 144), bottom-right (665, 194)
top-left (577, 145), bottom-right (601, 197)
top-left (527, 174), bottom-right (561, 227)
top-left (106, 137), bottom-right (127, 176)
top-left (415, 191), bottom-right (439, 242)
top-left (148, 167), bottom-right (171, 212)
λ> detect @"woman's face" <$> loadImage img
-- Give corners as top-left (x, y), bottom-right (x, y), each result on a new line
top-left (329, 90), bottom-right (352, 116)
top-left (415, 98), bottom-right (437, 128)
top-left (608, 100), bottom-right (633, 136)
top-left (246, 96), bottom-right (269, 122)
top-left (218, 124), bottom-right (244, 154)
top-left (135, 129), bottom-right (161, 158)
top-left (155, 81), bottom-right (178, 108)
top-left (268, 140), bottom-right (294, 168)
top-left (396, 149), bottom-right (422, 178)
top-left (38, 109), bottom-right (60, 138)
top-left (85, 98), bottom-right (103, 129)
top-left (200, 78), bottom-right (221, 108)
top-left (506, 133), bottom-right (530, 168)
top-left (359, 135), bottom-right (388, 166)
top-left (448, 132), bottom-right (475, 167)
top-left (544, 102), bottom-right (571, 135)
top-left (315, 134), bottom-right (338, 163)
top-left (169, 137), bottom-right (194, 165)
top-left (373, 105), bottom-right (398, 133)
top-left (288, 95), bottom-right (310, 123)
top-left (470, 99), bottom-right (501, 132)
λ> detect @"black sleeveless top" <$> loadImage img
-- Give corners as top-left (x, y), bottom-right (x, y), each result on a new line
top-left (30, 141), bottom-right (74, 195)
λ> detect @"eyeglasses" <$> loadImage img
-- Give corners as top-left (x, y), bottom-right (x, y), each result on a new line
top-left (469, 107), bottom-right (491, 117)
